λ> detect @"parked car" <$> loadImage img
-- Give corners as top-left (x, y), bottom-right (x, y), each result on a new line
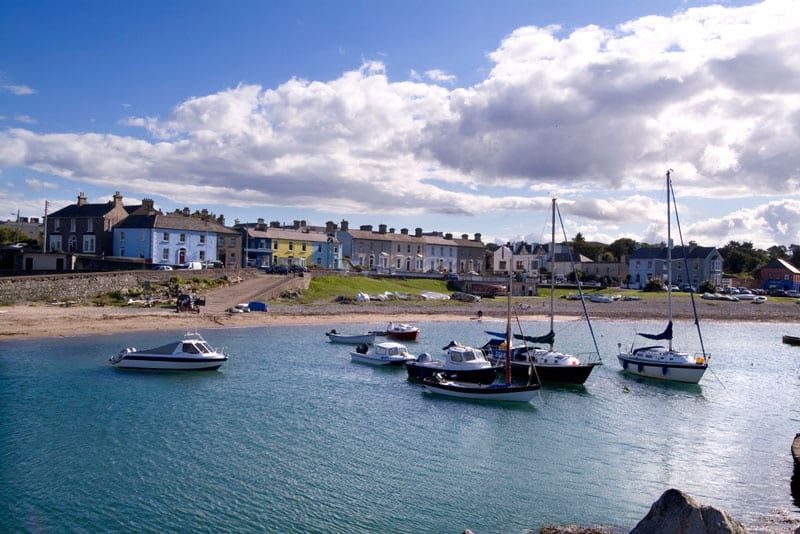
top-left (444, 273), bottom-right (459, 281)
top-left (152, 265), bottom-right (173, 271)
top-left (678, 283), bottom-right (696, 292)
top-left (181, 261), bottom-right (203, 270)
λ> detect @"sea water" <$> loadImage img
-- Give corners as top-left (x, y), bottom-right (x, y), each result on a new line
top-left (1, 318), bottom-right (798, 533)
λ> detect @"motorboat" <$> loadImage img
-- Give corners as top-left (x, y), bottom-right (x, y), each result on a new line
top-left (406, 341), bottom-right (501, 383)
top-left (386, 322), bottom-right (420, 341)
top-left (421, 374), bottom-right (540, 402)
top-left (350, 341), bottom-right (415, 366)
top-left (109, 332), bottom-right (227, 371)
top-left (782, 335), bottom-right (800, 346)
top-left (325, 329), bottom-right (376, 345)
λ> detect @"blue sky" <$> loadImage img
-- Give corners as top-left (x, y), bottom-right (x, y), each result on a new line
top-left (2, 0), bottom-right (799, 249)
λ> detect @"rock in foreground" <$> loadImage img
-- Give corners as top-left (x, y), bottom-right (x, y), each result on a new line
top-left (630, 488), bottom-right (747, 534)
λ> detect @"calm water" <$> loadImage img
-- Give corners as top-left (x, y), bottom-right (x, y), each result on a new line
top-left (1, 317), bottom-right (799, 533)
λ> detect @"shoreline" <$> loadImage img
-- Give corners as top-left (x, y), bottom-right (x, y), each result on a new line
top-left (2, 295), bottom-right (800, 341)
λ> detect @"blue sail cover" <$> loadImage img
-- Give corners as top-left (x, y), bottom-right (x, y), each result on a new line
top-left (485, 330), bottom-right (556, 345)
top-left (637, 321), bottom-right (673, 341)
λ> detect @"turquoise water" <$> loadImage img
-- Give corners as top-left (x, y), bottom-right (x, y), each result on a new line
top-left (1, 318), bottom-right (798, 533)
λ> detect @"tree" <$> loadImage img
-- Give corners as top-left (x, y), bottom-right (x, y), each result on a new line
top-left (718, 240), bottom-right (768, 275)
top-left (606, 237), bottom-right (637, 261)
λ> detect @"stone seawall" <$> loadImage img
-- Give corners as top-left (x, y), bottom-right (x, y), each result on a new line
top-left (0, 269), bottom-right (258, 305)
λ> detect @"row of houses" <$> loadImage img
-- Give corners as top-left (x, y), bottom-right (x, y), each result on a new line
top-left (4, 192), bottom-right (799, 292)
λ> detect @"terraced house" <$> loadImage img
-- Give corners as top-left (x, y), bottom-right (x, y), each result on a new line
top-left (46, 192), bottom-right (138, 256)
top-left (238, 219), bottom-right (341, 270)
top-left (627, 241), bottom-right (722, 289)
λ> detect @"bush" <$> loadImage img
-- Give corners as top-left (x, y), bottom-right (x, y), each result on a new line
top-left (643, 279), bottom-right (664, 292)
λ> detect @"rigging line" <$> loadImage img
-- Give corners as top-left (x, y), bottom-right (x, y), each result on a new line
top-left (555, 200), bottom-right (601, 360)
top-left (512, 310), bottom-right (545, 402)
top-left (668, 173), bottom-right (708, 359)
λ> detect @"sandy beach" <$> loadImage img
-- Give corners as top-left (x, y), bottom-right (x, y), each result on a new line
top-left (2, 288), bottom-right (799, 340)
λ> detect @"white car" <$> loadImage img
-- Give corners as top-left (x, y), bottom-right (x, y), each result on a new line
top-left (152, 265), bottom-right (173, 271)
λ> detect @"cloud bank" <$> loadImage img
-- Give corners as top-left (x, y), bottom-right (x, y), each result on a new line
top-left (2, 0), bottom-right (799, 247)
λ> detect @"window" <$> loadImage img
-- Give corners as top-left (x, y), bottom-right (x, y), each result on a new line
top-left (200, 235), bottom-right (206, 244)
top-left (120, 247), bottom-right (125, 256)
top-left (289, 242), bottom-right (294, 251)
top-left (163, 232), bottom-right (169, 241)
top-left (200, 251), bottom-right (206, 261)
top-left (120, 231), bottom-right (125, 241)
top-left (83, 235), bottom-right (95, 253)
top-left (302, 242), bottom-right (306, 252)
top-left (87, 219), bottom-right (94, 232)
top-left (273, 241), bottom-right (278, 250)
top-left (179, 233), bottom-right (186, 243)
top-left (139, 231), bottom-right (145, 241)
top-left (54, 219), bottom-right (60, 231)
top-left (70, 219), bottom-right (76, 232)
top-left (317, 244), bottom-right (322, 252)
top-left (162, 249), bottom-right (169, 261)
top-left (50, 235), bottom-right (62, 252)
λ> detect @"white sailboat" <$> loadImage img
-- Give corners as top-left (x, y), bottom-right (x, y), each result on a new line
top-left (617, 170), bottom-right (709, 384)
top-left (484, 198), bottom-right (602, 384)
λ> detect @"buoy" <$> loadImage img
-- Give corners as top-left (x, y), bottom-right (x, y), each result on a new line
top-left (696, 356), bottom-right (704, 365)
top-left (623, 386), bottom-right (630, 394)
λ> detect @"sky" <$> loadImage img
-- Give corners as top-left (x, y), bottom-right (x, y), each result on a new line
top-left (2, 0), bottom-right (799, 250)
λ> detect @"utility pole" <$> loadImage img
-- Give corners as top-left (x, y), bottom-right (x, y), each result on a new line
top-left (43, 201), bottom-right (49, 252)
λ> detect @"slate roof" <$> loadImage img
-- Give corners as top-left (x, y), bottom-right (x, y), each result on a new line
top-left (115, 214), bottom-right (233, 234)
top-left (630, 245), bottom-right (717, 261)
top-left (50, 202), bottom-right (140, 218)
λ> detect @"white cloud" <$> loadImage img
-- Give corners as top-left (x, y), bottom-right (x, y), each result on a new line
top-left (1, 84), bottom-right (36, 95)
top-left (1, 0), bottom-right (799, 249)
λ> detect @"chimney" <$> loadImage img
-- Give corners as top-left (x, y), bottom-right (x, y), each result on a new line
top-left (360, 225), bottom-right (373, 231)
top-left (293, 220), bottom-right (300, 229)
top-left (182, 207), bottom-right (190, 217)
top-left (474, 233), bottom-right (482, 242)
top-left (415, 228), bottom-right (422, 237)
top-left (141, 198), bottom-right (155, 213)
top-left (379, 224), bottom-right (387, 234)
top-left (326, 221), bottom-right (337, 232)
top-left (462, 234), bottom-right (468, 240)
top-left (77, 192), bottom-right (88, 206)
top-left (401, 228), bottom-right (409, 235)
top-left (340, 220), bottom-right (349, 232)
top-left (445, 233), bottom-right (453, 240)
top-left (112, 192), bottom-right (123, 207)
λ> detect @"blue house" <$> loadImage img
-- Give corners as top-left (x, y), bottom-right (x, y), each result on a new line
top-left (112, 200), bottom-right (226, 266)
top-left (627, 242), bottom-right (722, 289)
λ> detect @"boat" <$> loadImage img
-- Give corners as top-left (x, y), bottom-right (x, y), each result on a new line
top-left (752, 295), bottom-right (768, 304)
top-left (421, 270), bottom-right (540, 402)
top-left (349, 341), bottom-right (416, 366)
top-left (325, 329), bottom-right (376, 345)
top-left (386, 322), bottom-right (420, 341)
top-left (109, 332), bottom-right (227, 371)
top-left (406, 341), bottom-right (502, 383)
top-left (617, 170), bottom-right (709, 384)
top-left (782, 335), bottom-right (800, 346)
top-left (484, 198), bottom-right (602, 385)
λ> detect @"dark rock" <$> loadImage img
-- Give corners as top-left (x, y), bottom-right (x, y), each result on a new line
top-left (630, 488), bottom-right (747, 534)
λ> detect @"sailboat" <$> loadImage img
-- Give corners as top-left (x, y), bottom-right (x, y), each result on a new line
top-left (484, 198), bottom-right (602, 385)
top-left (421, 271), bottom-right (541, 402)
top-left (617, 170), bottom-right (709, 384)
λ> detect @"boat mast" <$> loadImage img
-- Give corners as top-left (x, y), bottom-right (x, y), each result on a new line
top-left (666, 169), bottom-right (673, 352)
top-left (549, 198), bottom-right (556, 351)
top-left (506, 268), bottom-right (513, 385)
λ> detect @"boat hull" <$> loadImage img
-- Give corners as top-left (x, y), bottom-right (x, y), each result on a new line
top-left (386, 330), bottom-right (419, 341)
top-left (326, 333), bottom-right (376, 345)
top-left (350, 353), bottom-right (410, 366)
top-left (422, 378), bottom-right (539, 402)
top-left (782, 335), bottom-right (800, 346)
top-left (111, 355), bottom-right (227, 371)
top-left (405, 362), bottom-right (500, 383)
top-left (617, 353), bottom-right (707, 384)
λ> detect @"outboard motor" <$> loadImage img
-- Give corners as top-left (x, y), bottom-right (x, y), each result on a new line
top-left (356, 343), bottom-right (368, 354)
top-left (417, 352), bottom-right (431, 363)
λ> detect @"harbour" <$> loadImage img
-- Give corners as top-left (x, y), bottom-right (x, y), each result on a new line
top-left (1, 318), bottom-right (798, 532)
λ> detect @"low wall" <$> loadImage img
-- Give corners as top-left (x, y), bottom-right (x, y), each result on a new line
top-left (0, 269), bottom-right (258, 305)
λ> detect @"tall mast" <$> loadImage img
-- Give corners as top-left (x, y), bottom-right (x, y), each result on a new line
top-left (506, 268), bottom-right (512, 385)
top-left (549, 198), bottom-right (556, 351)
top-left (666, 170), bottom-right (673, 352)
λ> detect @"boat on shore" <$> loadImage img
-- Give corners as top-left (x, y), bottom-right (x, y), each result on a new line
top-left (109, 332), bottom-right (227, 371)
top-left (350, 341), bottom-right (415, 366)
top-left (386, 322), bottom-right (420, 341)
top-left (325, 330), bottom-right (376, 345)
top-left (617, 170), bottom-right (709, 384)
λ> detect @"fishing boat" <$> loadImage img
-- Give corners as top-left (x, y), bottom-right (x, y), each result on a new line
top-left (406, 341), bottom-right (501, 383)
top-left (386, 322), bottom-right (420, 341)
top-left (109, 332), bottom-right (227, 371)
top-left (325, 329), bottom-right (376, 345)
top-left (617, 170), bottom-right (709, 384)
top-left (350, 341), bottom-right (415, 366)
top-left (422, 273), bottom-right (540, 402)
top-left (484, 198), bottom-right (602, 385)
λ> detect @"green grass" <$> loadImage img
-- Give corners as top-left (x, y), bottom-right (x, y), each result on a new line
top-left (298, 275), bottom-right (453, 304)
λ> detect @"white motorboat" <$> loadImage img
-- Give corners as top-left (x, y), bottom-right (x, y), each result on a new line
top-left (350, 341), bottom-right (415, 366)
top-left (385, 322), bottom-right (420, 341)
top-left (109, 332), bottom-right (228, 371)
top-left (406, 341), bottom-right (501, 383)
